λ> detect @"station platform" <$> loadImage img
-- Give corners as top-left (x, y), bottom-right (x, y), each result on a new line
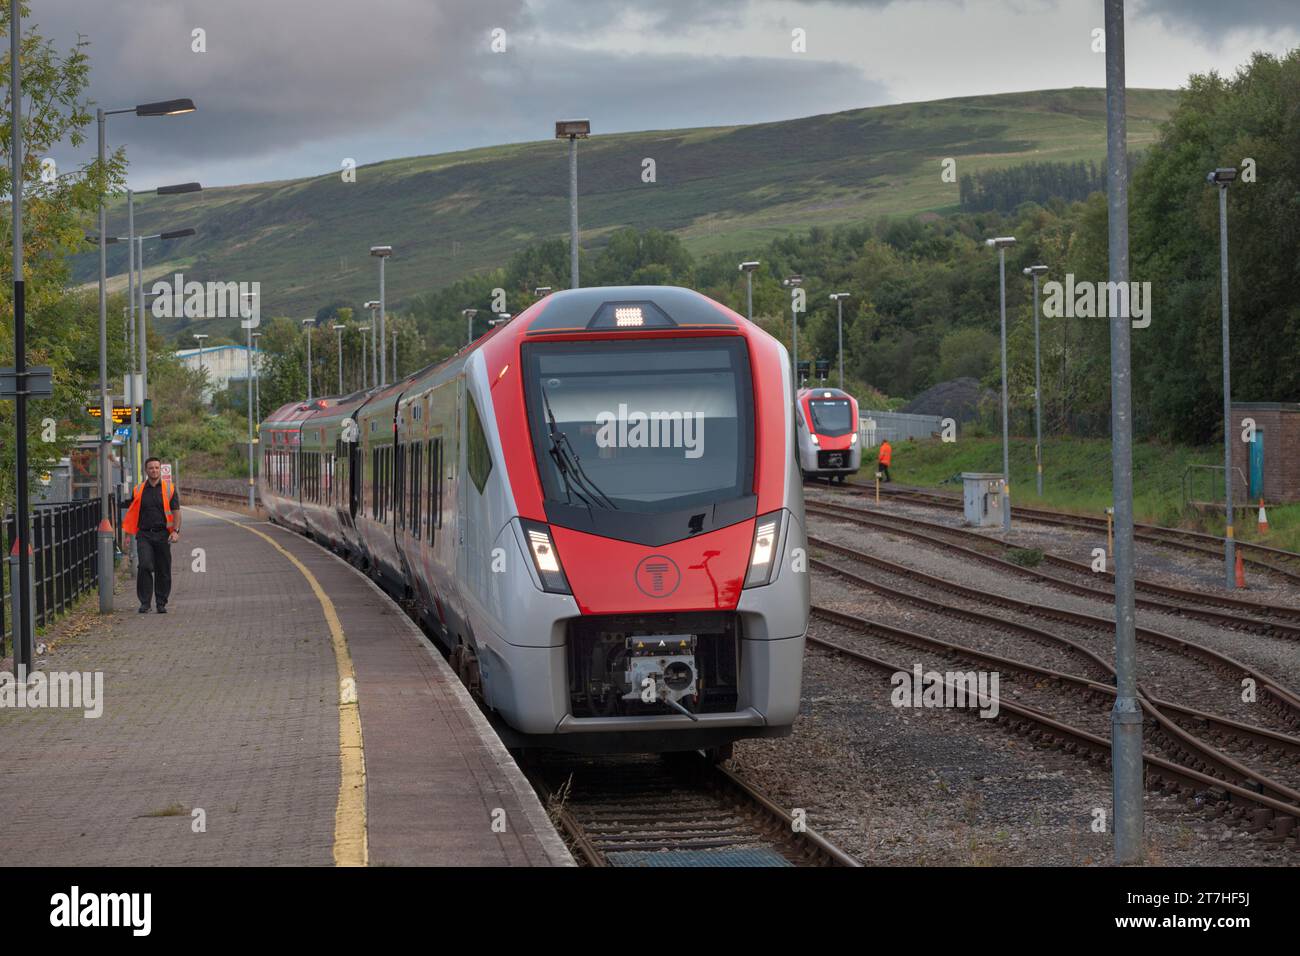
top-left (0, 506), bottom-right (573, 867)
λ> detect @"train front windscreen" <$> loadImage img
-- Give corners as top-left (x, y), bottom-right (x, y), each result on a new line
top-left (521, 337), bottom-right (757, 543)
top-left (808, 399), bottom-right (854, 437)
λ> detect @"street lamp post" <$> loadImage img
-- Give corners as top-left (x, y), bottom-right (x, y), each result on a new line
top-left (533, 286), bottom-right (552, 299)
top-left (96, 98), bottom-right (196, 612)
top-left (193, 333), bottom-right (209, 403)
top-left (333, 324), bottom-right (346, 394)
top-left (829, 292), bottom-right (850, 388)
top-left (358, 326), bottom-right (370, 391)
top-left (1208, 166), bottom-right (1239, 588)
top-left (370, 247), bottom-right (391, 385)
top-left (555, 120), bottom-right (590, 288)
top-left (783, 275), bottom-right (802, 384)
top-left (739, 261), bottom-right (759, 322)
top-left (986, 236), bottom-right (1017, 532)
top-left (463, 308), bottom-right (478, 346)
top-left (131, 188), bottom-right (200, 464)
top-left (363, 301), bottom-right (379, 386)
top-left (1024, 265), bottom-right (1048, 496)
top-left (9, 0), bottom-right (36, 672)
top-left (251, 331), bottom-right (262, 421)
top-left (302, 319), bottom-right (314, 401)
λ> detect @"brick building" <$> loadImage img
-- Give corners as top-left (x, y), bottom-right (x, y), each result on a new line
top-left (1230, 402), bottom-right (1300, 505)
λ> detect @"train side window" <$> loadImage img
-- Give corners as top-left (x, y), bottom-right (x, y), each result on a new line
top-left (371, 447), bottom-right (378, 518)
top-left (411, 442), bottom-right (422, 540)
top-left (466, 396), bottom-right (492, 494)
top-left (435, 438), bottom-right (443, 528)
top-left (397, 443), bottom-right (406, 530)
top-left (425, 439), bottom-right (433, 538)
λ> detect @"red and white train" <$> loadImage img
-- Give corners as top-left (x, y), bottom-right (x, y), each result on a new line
top-left (258, 286), bottom-right (809, 756)
top-left (796, 386), bottom-right (861, 483)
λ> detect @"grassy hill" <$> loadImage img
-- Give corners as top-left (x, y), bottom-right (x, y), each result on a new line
top-left (74, 87), bottom-right (1179, 333)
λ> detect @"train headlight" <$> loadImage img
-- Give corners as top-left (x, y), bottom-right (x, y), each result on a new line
top-left (850, 432), bottom-right (858, 445)
top-left (743, 510), bottom-right (785, 589)
top-left (521, 519), bottom-right (571, 594)
top-left (810, 433), bottom-right (820, 445)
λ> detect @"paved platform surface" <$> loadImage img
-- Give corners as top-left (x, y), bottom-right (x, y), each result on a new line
top-left (0, 506), bottom-right (572, 867)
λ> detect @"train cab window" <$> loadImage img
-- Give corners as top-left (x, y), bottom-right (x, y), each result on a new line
top-left (520, 337), bottom-right (756, 545)
top-left (466, 396), bottom-right (492, 494)
top-left (807, 398), bottom-right (854, 437)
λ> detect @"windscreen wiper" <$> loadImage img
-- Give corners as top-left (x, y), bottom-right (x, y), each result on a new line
top-left (540, 384), bottom-right (619, 510)
top-left (540, 385), bottom-right (597, 510)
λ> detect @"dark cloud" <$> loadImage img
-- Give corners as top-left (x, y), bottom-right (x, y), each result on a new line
top-left (35, 0), bottom-right (885, 187)
top-left (1134, 0), bottom-right (1300, 37)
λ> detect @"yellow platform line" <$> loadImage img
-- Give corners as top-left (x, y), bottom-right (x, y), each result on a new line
top-left (189, 507), bottom-right (368, 866)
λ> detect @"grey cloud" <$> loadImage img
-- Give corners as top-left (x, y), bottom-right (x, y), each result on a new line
top-left (1134, 0), bottom-right (1300, 37)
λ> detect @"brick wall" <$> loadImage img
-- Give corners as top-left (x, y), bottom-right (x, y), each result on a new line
top-left (1231, 405), bottom-right (1300, 504)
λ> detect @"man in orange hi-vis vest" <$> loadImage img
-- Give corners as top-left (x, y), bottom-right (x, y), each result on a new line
top-left (877, 439), bottom-right (893, 483)
top-left (122, 456), bottom-right (182, 613)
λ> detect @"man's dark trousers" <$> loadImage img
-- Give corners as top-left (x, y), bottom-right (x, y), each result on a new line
top-left (136, 530), bottom-right (172, 608)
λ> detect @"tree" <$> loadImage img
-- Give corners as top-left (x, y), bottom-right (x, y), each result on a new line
top-left (0, 5), bottom-right (126, 507)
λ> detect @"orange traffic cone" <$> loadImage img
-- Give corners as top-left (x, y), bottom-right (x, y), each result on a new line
top-left (1258, 499), bottom-right (1269, 534)
top-left (1235, 551), bottom-right (1247, 589)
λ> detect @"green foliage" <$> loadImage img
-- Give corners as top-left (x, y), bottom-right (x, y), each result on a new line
top-left (0, 7), bottom-right (127, 508)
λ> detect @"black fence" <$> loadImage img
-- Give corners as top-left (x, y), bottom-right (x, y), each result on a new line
top-left (1, 498), bottom-right (113, 658)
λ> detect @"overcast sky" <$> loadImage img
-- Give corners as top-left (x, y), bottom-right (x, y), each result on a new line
top-left (34, 0), bottom-right (1300, 189)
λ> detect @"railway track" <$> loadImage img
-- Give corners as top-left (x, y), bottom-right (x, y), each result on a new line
top-left (187, 479), bottom-right (858, 867)
top-left (528, 753), bottom-right (861, 867)
top-left (804, 498), bottom-right (1300, 640)
top-left (838, 479), bottom-right (1300, 585)
top-left (804, 537), bottom-right (1300, 834)
top-left (803, 609), bottom-right (1300, 844)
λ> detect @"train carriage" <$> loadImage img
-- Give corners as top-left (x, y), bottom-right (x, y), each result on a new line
top-left (796, 386), bottom-right (861, 482)
top-left (258, 286), bottom-right (810, 756)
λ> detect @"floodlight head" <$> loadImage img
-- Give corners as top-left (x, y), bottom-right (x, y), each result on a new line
top-left (1023, 265), bottom-right (1048, 276)
top-left (738, 261), bottom-right (760, 273)
top-left (370, 245), bottom-right (392, 258)
top-left (985, 236), bottom-right (1017, 248)
top-left (364, 300), bottom-right (380, 309)
top-left (1206, 167), bottom-right (1238, 185)
top-left (783, 275), bottom-right (803, 287)
top-left (829, 292), bottom-right (851, 300)
top-left (136, 98), bottom-right (196, 116)
top-left (358, 326), bottom-right (370, 332)
top-left (534, 286), bottom-right (552, 296)
top-left (156, 182), bottom-right (201, 195)
top-left (301, 318), bottom-right (313, 327)
top-left (161, 228), bottom-right (196, 240)
top-left (555, 119), bottom-right (591, 139)
top-left (193, 333), bottom-right (208, 341)
top-left (462, 308), bottom-right (478, 318)
top-left (85, 234), bottom-right (120, 245)
top-left (332, 324), bottom-right (346, 330)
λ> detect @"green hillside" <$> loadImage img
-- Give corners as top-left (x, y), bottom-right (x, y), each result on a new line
top-left (74, 87), bottom-right (1179, 332)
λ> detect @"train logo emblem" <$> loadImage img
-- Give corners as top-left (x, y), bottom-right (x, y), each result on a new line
top-left (635, 555), bottom-right (681, 597)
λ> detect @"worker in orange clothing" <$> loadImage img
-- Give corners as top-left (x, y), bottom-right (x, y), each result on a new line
top-left (877, 439), bottom-right (893, 483)
top-left (121, 456), bottom-right (182, 613)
